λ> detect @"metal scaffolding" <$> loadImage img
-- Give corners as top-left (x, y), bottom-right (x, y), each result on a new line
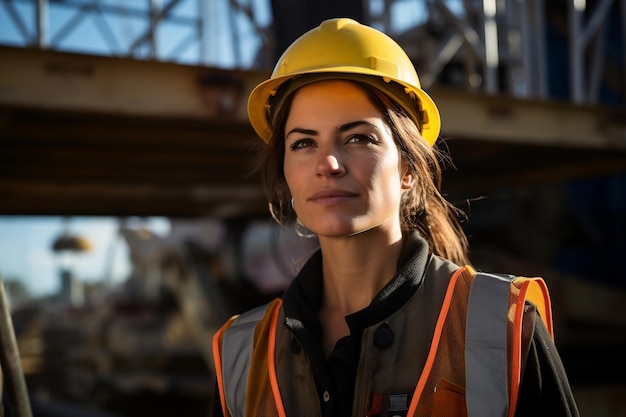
top-left (0, 0), bottom-right (624, 104)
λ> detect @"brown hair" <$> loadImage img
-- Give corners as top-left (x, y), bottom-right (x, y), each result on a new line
top-left (253, 78), bottom-right (470, 266)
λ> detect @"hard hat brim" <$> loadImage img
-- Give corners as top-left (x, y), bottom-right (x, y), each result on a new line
top-left (248, 67), bottom-right (441, 146)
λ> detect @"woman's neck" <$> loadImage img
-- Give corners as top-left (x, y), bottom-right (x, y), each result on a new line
top-left (318, 229), bottom-right (405, 316)
top-left (316, 228), bottom-right (405, 355)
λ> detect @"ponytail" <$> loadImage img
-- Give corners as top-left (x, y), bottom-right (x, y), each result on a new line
top-left (379, 95), bottom-right (470, 266)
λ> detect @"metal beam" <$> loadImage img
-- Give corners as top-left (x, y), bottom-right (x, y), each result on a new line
top-left (0, 45), bottom-right (260, 122)
top-left (1, 46), bottom-right (624, 150)
top-left (1, 46), bottom-right (625, 216)
top-left (430, 88), bottom-right (626, 150)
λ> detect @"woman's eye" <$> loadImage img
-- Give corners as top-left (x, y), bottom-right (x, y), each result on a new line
top-left (289, 139), bottom-right (313, 151)
top-left (346, 134), bottom-right (375, 144)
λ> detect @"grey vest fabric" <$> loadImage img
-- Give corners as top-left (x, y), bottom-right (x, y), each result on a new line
top-left (466, 272), bottom-right (516, 417)
top-left (221, 302), bottom-right (272, 417)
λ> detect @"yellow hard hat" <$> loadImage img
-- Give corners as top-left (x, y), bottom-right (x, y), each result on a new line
top-left (248, 18), bottom-right (441, 146)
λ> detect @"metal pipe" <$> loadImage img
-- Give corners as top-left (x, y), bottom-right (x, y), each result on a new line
top-left (35, 0), bottom-right (48, 48)
top-left (228, 0), bottom-right (242, 67)
top-left (532, 0), bottom-right (548, 98)
top-left (621, 0), bottom-right (626, 103)
top-left (0, 275), bottom-right (33, 417)
top-left (588, 23), bottom-right (606, 103)
top-left (198, 0), bottom-right (208, 64)
top-left (510, 0), bottom-right (528, 96)
top-left (149, 0), bottom-right (159, 59)
top-left (483, 0), bottom-right (500, 93)
top-left (568, 0), bottom-right (585, 103)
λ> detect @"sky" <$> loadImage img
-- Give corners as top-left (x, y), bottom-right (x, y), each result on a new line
top-left (0, 0), bottom-right (442, 67)
top-left (0, 0), bottom-right (272, 68)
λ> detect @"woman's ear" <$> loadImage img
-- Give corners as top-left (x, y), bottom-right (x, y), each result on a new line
top-left (400, 161), bottom-right (415, 190)
top-left (401, 172), bottom-right (415, 190)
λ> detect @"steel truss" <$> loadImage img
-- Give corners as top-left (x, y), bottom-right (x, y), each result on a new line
top-left (0, 0), bottom-right (624, 104)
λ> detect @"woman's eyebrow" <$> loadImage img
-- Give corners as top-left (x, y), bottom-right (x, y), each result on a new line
top-left (338, 120), bottom-right (376, 132)
top-left (285, 127), bottom-right (317, 137)
top-left (286, 120), bottom-right (375, 138)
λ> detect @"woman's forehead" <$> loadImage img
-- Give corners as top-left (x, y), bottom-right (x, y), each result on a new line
top-left (288, 80), bottom-right (380, 116)
top-left (292, 79), bottom-right (368, 98)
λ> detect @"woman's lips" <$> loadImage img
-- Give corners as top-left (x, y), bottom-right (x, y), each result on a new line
top-left (308, 189), bottom-right (358, 204)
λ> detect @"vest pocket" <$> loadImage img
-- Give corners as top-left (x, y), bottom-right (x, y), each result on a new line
top-left (431, 379), bottom-right (467, 417)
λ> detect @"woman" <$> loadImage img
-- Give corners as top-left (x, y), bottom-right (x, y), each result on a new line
top-left (212, 18), bottom-right (579, 417)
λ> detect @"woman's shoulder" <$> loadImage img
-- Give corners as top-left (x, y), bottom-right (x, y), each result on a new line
top-left (425, 253), bottom-right (464, 276)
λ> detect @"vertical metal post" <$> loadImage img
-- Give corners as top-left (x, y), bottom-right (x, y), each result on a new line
top-left (531, 0), bottom-right (548, 98)
top-left (568, 0), bottom-right (585, 103)
top-left (229, 0), bottom-right (242, 68)
top-left (383, 0), bottom-right (392, 33)
top-left (482, 0), bottom-right (500, 93)
top-left (149, 0), bottom-right (159, 59)
top-left (508, 0), bottom-right (527, 96)
top-left (622, 0), bottom-right (626, 102)
top-left (509, 0), bottom-right (519, 95)
top-left (203, 0), bottom-right (223, 66)
top-left (35, 0), bottom-right (48, 48)
top-left (588, 25), bottom-right (605, 103)
top-left (198, 0), bottom-right (209, 64)
top-left (0, 276), bottom-right (33, 417)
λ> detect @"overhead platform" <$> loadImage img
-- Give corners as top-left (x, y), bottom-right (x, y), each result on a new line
top-left (1, 45), bottom-right (625, 217)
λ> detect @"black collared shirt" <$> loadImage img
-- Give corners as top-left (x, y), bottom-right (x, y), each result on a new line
top-left (281, 233), bottom-right (430, 417)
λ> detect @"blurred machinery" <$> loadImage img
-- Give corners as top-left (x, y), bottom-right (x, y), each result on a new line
top-left (10, 218), bottom-right (317, 417)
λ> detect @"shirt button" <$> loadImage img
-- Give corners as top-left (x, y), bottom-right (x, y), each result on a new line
top-left (322, 391), bottom-right (330, 402)
top-left (374, 322), bottom-right (394, 348)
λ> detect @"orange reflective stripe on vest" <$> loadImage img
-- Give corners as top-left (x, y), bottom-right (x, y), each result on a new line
top-left (509, 276), bottom-right (553, 417)
top-left (407, 266), bottom-right (467, 416)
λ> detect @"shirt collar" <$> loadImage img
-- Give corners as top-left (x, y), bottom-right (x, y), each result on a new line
top-left (282, 232), bottom-right (431, 337)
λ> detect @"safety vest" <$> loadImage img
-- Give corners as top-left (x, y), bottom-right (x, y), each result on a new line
top-left (213, 265), bottom-right (553, 417)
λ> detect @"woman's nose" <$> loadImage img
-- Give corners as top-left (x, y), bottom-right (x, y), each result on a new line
top-left (317, 153), bottom-right (345, 177)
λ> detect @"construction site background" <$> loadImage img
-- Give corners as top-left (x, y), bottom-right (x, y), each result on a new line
top-left (0, 1), bottom-right (625, 416)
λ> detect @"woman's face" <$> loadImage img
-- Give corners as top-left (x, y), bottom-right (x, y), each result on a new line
top-left (283, 80), bottom-right (413, 238)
